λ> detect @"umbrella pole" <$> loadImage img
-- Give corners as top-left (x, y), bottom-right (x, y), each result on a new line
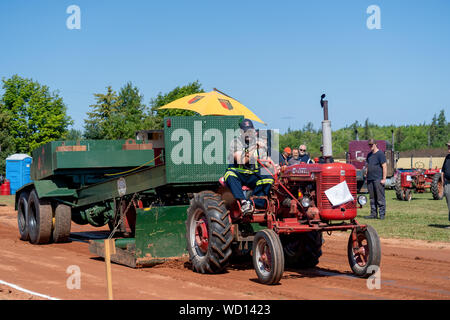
top-left (213, 88), bottom-right (233, 99)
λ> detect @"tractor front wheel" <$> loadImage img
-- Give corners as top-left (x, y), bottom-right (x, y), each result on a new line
top-left (252, 229), bottom-right (285, 285)
top-left (347, 225), bottom-right (381, 277)
top-left (186, 191), bottom-right (233, 274)
top-left (431, 173), bottom-right (444, 200)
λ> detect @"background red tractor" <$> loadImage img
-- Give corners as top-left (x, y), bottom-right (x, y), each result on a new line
top-left (394, 166), bottom-right (443, 201)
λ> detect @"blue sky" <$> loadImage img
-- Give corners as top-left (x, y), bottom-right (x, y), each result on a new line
top-left (0, 0), bottom-right (449, 133)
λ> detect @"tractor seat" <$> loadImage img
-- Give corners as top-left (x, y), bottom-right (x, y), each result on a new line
top-left (219, 177), bottom-right (251, 191)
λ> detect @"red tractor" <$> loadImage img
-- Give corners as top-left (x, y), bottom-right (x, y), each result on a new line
top-left (185, 95), bottom-right (381, 284)
top-left (394, 167), bottom-right (444, 201)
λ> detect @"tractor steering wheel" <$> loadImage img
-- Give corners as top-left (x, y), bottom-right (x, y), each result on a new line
top-left (257, 158), bottom-right (279, 181)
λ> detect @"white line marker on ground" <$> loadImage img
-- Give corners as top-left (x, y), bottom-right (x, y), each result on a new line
top-left (0, 279), bottom-right (61, 300)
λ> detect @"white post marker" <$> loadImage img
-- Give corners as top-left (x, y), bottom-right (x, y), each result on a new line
top-left (104, 239), bottom-right (116, 300)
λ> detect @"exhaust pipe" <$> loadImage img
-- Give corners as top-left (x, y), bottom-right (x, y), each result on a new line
top-left (320, 94), bottom-right (333, 160)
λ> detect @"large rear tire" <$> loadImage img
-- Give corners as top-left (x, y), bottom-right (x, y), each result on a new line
top-left (186, 191), bottom-right (233, 274)
top-left (431, 173), bottom-right (444, 200)
top-left (27, 190), bottom-right (52, 244)
top-left (282, 231), bottom-right (323, 269)
top-left (52, 203), bottom-right (72, 243)
top-left (347, 225), bottom-right (381, 277)
top-left (252, 229), bottom-right (285, 285)
top-left (17, 191), bottom-right (30, 241)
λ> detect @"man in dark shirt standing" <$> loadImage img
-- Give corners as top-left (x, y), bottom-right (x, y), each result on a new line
top-left (441, 141), bottom-right (450, 228)
top-left (364, 139), bottom-right (387, 220)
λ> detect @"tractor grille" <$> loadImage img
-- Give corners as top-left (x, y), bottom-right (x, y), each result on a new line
top-left (321, 175), bottom-right (357, 209)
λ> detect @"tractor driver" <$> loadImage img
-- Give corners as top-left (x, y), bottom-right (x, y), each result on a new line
top-left (224, 119), bottom-right (275, 216)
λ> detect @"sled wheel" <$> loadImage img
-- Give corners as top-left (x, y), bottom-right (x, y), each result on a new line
top-left (27, 189), bottom-right (52, 244)
top-left (17, 191), bottom-right (30, 241)
top-left (52, 203), bottom-right (72, 243)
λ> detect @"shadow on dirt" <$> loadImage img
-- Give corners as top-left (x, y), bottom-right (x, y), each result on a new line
top-left (69, 231), bottom-right (111, 243)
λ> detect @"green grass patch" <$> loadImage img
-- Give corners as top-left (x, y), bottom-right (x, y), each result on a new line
top-left (357, 190), bottom-right (450, 242)
top-left (0, 195), bottom-right (15, 207)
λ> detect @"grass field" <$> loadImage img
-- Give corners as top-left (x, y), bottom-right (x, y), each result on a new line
top-left (1, 190), bottom-right (449, 242)
top-left (357, 189), bottom-right (450, 242)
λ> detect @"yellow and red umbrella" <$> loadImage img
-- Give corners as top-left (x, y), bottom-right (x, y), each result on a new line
top-left (158, 88), bottom-right (265, 124)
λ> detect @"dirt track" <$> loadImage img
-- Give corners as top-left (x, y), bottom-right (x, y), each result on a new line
top-left (0, 204), bottom-right (449, 300)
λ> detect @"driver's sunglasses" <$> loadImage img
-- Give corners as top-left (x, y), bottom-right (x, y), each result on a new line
top-left (368, 144), bottom-right (374, 146)
top-left (299, 149), bottom-right (306, 151)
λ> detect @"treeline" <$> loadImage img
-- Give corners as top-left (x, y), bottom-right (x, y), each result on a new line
top-left (1, 75), bottom-right (449, 173)
top-left (280, 114), bottom-right (449, 159)
top-left (0, 74), bottom-right (201, 173)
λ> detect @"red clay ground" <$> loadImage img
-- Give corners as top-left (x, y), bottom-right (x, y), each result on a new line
top-left (0, 203), bottom-right (449, 300)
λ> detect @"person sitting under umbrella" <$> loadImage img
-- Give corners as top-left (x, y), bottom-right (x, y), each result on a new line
top-left (224, 119), bottom-right (275, 216)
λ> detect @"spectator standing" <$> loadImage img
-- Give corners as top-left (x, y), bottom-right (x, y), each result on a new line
top-left (364, 139), bottom-right (387, 220)
top-left (281, 147), bottom-right (292, 164)
top-left (298, 144), bottom-right (314, 164)
top-left (288, 148), bottom-right (301, 165)
top-left (441, 141), bottom-right (450, 228)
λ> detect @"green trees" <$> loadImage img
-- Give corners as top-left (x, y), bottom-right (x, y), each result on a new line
top-left (83, 81), bottom-right (203, 138)
top-left (0, 109), bottom-right (15, 174)
top-left (279, 112), bottom-right (449, 158)
top-left (0, 75), bottom-right (72, 155)
top-left (146, 80), bottom-right (203, 129)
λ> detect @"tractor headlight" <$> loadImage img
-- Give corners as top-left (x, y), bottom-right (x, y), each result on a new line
top-left (301, 197), bottom-right (311, 208)
top-left (357, 195), bottom-right (367, 206)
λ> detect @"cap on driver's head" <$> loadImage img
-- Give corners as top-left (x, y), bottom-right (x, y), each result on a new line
top-left (239, 119), bottom-right (254, 132)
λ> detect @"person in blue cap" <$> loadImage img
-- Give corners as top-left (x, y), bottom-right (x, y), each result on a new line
top-left (224, 119), bottom-right (274, 216)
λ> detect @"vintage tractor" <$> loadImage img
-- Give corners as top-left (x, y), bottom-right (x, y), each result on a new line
top-left (185, 95), bottom-right (381, 284)
top-left (394, 167), bottom-right (443, 201)
top-left (15, 95), bottom-right (381, 285)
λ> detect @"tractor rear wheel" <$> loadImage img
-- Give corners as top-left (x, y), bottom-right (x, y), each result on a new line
top-left (17, 191), bottom-right (30, 241)
top-left (282, 231), bottom-right (323, 269)
top-left (186, 191), bottom-right (233, 274)
top-left (252, 229), bottom-right (285, 285)
top-left (395, 174), bottom-right (404, 200)
top-left (347, 225), bottom-right (381, 277)
top-left (52, 203), bottom-right (72, 243)
top-left (27, 189), bottom-right (52, 244)
top-left (431, 173), bottom-right (444, 200)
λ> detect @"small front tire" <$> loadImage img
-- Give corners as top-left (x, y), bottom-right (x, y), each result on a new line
top-left (347, 225), bottom-right (381, 277)
top-left (252, 229), bottom-right (285, 285)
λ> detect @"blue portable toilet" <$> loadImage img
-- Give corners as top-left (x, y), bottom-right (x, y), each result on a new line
top-left (6, 154), bottom-right (33, 195)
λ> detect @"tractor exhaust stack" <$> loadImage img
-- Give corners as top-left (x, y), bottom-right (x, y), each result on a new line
top-left (320, 94), bottom-right (333, 161)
